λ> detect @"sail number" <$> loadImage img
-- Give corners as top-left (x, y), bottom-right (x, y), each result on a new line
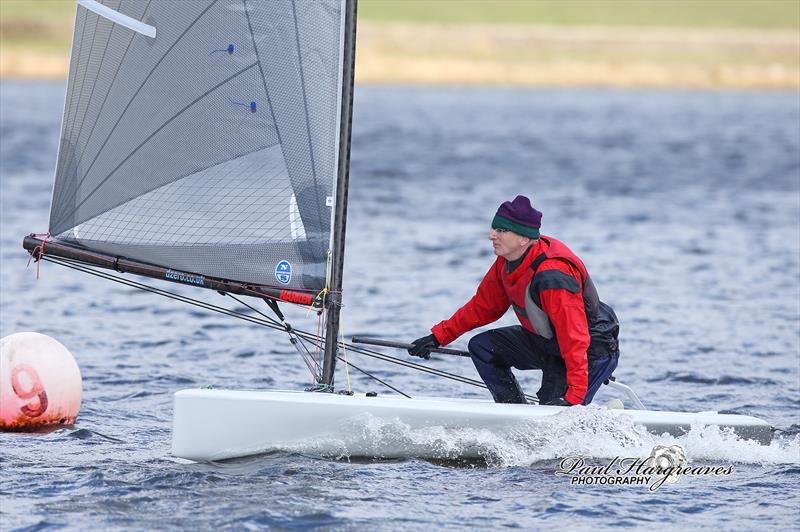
top-left (10, 364), bottom-right (49, 417)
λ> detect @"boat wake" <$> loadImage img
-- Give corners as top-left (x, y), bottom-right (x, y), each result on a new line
top-left (291, 406), bottom-right (800, 467)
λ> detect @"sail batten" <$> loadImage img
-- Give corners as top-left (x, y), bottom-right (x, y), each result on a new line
top-left (45, 0), bottom-right (352, 293)
top-left (77, 0), bottom-right (157, 38)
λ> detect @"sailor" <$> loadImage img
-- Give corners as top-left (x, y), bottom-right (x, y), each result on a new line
top-left (408, 196), bottom-right (619, 406)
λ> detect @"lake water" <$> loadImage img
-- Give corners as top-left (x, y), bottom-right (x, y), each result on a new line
top-left (1, 82), bottom-right (799, 530)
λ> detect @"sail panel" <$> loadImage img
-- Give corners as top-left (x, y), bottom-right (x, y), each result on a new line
top-left (51, 0), bottom-right (275, 233)
top-left (245, 0), bottom-right (344, 251)
top-left (52, 62), bottom-right (279, 233)
top-left (48, 0), bottom-right (347, 292)
top-left (68, 145), bottom-right (295, 246)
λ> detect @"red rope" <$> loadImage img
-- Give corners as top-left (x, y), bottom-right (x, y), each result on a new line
top-left (26, 233), bottom-right (50, 280)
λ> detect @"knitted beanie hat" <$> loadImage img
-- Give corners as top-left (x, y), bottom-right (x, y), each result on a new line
top-left (491, 195), bottom-right (542, 239)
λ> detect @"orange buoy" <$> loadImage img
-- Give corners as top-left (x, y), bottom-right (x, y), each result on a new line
top-left (0, 332), bottom-right (82, 431)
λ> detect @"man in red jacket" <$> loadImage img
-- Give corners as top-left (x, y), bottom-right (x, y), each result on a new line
top-left (408, 196), bottom-right (619, 406)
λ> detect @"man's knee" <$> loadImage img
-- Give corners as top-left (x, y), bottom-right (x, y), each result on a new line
top-left (468, 332), bottom-right (494, 365)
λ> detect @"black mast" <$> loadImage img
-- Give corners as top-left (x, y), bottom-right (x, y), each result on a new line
top-left (321, 0), bottom-right (357, 388)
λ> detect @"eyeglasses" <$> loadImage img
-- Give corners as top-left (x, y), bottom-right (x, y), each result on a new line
top-left (490, 227), bottom-right (510, 234)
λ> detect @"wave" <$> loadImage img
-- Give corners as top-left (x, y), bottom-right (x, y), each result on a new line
top-left (284, 406), bottom-right (800, 467)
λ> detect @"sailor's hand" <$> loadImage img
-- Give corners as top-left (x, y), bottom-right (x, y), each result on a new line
top-left (408, 334), bottom-right (440, 359)
top-left (543, 396), bottom-right (576, 406)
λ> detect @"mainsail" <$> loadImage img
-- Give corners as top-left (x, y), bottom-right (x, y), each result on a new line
top-left (39, 0), bottom-right (354, 294)
top-left (25, 0), bottom-right (357, 385)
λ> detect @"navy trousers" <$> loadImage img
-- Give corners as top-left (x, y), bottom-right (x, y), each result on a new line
top-left (468, 326), bottom-right (618, 405)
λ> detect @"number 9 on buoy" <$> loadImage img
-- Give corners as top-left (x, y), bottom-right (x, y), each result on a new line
top-left (1, 332), bottom-right (82, 431)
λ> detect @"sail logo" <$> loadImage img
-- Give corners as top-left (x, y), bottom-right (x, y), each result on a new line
top-left (275, 260), bottom-right (292, 285)
top-left (165, 269), bottom-right (205, 286)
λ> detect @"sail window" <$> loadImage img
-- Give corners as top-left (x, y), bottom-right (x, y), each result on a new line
top-left (289, 193), bottom-right (307, 241)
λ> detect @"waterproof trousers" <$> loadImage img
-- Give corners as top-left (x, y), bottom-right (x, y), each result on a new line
top-left (468, 326), bottom-right (618, 405)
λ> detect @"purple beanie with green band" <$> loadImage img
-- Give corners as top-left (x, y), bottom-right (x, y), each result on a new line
top-left (491, 195), bottom-right (542, 239)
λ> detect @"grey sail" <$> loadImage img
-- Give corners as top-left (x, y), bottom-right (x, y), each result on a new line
top-left (47, 0), bottom-right (350, 292)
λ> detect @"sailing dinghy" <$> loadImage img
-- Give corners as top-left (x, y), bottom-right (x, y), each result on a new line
top-left (25, 0), bottom-right (773, 461)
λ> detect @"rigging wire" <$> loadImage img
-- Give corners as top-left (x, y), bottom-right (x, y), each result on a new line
top-left (223, 293), bottom-right (321, 381)
top-left (334, 356), bottom-right (410, 398)
top-left (39, 256), bottom-right (537, 402)
top-left (339, 311), bottom-right (353, 394)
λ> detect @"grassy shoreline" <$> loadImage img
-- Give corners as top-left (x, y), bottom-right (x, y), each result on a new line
top-left (357, 23), bottom-right (800, 89)
top-left (3, 22), bottom-right (797, 89)
top-left (1, 0), bottom-right (798, 89)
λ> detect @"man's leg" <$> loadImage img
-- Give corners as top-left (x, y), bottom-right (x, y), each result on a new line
top-left (583, 355), bottom-right (619, 405)
top-left (468, 328), bottom-right (527, 403)
top-left (535, 352), bottom-right (569, 405)
top-left (468, 326), bottom-right (562, 404)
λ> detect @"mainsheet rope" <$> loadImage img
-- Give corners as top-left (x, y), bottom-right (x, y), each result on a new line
top-left (35, 256), bottom-right (533, 399)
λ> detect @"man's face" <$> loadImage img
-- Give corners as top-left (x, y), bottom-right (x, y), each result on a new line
top-left (488, 228), bottom-right (530, 260)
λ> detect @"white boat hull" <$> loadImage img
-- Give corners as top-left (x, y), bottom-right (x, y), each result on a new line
top-left (171, 389), bottom-right (773, 461)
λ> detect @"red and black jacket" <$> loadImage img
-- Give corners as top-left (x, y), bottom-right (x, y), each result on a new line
top-left (431, 235), bottom-right (619, 405)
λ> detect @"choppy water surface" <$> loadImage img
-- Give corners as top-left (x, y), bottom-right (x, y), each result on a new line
top-left (1, 82), bottom-right (799, 530)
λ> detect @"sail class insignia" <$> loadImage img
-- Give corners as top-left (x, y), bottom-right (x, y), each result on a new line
top-left (275, 260), bottom-right (292, 285)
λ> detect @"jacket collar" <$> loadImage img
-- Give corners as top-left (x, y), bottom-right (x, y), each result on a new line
top-left (501, 237), bottom-right (548, 283)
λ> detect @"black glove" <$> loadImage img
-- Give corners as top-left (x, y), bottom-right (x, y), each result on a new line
top-left (544, 396), bottom-right (575, 406)
top-left (408, 334), bottom-right (440, 359)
